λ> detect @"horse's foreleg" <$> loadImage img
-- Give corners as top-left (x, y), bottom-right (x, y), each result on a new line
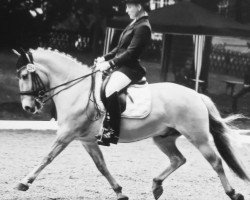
top-left (15, 131), bottom-right (73, 191)
top-left (82, 141), bottom-right (129, 200)
top-left (152, 134), bottom-right (186, 200)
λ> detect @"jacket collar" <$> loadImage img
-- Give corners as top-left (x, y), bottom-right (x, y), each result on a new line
top-left (124, 15), bottom-right (149, 32)
top-left (135, 15), bottom-right (148, 23)
top-left (117, 15), bottom-right (149, 47)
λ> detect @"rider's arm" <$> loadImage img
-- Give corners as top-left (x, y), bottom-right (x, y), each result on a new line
top-left (109, 25), bottom-right (151, 66)
top-left (103, 46), bottom-right (118, 61)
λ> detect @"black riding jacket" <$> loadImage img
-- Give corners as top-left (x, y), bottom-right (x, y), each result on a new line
top-left (104, 16), bottom-right (151, 81)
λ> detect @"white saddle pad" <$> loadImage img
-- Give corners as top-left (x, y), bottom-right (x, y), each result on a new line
top-left (121, 83), bottom-right (151, 119)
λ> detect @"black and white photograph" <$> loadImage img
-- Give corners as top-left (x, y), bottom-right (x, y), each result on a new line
top-left (0, 0), bottom-right (250, 199)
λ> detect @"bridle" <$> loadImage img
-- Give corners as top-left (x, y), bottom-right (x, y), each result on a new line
top-left (17, 64), bottom-right (47, 101)
top-left (16, 50), bottom-right (103, 120)
top-left (17, 51), bottom-right (99, 102)
top-left (18, 64), bottom-right (100, 105)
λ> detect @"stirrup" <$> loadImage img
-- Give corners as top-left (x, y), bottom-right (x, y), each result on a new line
top-left (97, 139), bottom-right (111, 146)
top-left (103, 128), bottom-right (119, 144)
top-left (96, 129), bottom-right (119, 146)
top-left (95, 116), bottom-right (111, 140)
top-left (95, 125), bottom-right (111, 139)
top-left (95, 130), bottom-right (111, 146)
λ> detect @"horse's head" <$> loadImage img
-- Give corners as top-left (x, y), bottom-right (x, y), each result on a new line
top-left (14, 48), bottom-right (48, 114)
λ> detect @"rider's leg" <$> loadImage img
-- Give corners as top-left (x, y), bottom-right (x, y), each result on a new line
top-left (105, 71), bottom-right (132, 98)
top-left (97, 71), bottom-right (131, 146)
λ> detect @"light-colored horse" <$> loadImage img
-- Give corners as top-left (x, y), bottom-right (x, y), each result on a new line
top-left (14, 48), bottom-right (249, 200)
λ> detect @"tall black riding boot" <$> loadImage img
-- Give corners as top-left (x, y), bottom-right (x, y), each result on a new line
top-left (97, 92), bottom-right (121, 146)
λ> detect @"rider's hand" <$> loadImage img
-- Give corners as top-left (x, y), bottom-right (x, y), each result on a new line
top-left (96, 61), bottom-right (111, 72)
top-left (94, 57), bottom-right (105, 65)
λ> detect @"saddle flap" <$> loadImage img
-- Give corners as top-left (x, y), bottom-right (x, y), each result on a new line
top-left (100, 76), bottom-right (151, 119)
top-left (121, 82), bottom-right (151, 119)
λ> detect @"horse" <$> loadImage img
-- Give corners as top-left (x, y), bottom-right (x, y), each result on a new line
top-left (13, 48), bottom-right (249, 200)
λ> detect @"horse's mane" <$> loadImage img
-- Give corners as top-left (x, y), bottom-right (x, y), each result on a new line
top-left (30, 47), bottom-right (90, 69)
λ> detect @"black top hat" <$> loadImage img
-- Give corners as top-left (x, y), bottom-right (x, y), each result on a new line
top-left (124, 0), bottom-right (149, 4)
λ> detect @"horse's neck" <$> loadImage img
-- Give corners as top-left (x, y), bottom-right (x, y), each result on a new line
top-left (33, 50), bottom-right (91, 87)
top-left (33, 50), bottom-right (94, 118)
top-left (32, 50), bottom-right (105, 123)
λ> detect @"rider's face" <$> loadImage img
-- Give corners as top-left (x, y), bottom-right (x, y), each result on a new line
top-left (126, 3), bottom-right (141, 19)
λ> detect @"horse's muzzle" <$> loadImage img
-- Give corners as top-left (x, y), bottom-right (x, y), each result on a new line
top-left (22, 99), bottom-right (42, 114)
top-left (24, 105), bottom-right (36, 113)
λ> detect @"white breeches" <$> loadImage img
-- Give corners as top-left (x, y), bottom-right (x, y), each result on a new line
top-left (105, 71), bottom-right (132, 97)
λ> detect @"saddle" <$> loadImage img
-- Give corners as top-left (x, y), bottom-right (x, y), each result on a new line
top-left (100, 76), bottom-right (151, 119)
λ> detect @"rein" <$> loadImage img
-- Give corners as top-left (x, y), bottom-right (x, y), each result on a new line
top-left (40, 68), bottom-right (100, 104)
top-left (19, 65), bottom-right (100, 104)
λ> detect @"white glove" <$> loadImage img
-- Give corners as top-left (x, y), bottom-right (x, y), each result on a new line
top-left (94, 57), bottom-right (105, 65)
top-left (96, 61), bottom-right (111, 72)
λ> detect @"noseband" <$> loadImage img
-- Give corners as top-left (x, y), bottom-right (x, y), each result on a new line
top-left (18, 64), bottom-right (46, 100)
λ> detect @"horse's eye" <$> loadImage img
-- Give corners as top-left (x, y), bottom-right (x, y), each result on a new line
top-left (21, 74), bottom-right (28, 80)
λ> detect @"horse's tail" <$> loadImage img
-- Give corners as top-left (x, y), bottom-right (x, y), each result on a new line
top-left (200, 94), bottom-right (250, 181)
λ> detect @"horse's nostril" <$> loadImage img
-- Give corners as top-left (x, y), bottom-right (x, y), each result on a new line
top-left (24, 106), bottom-right (35, 113)
top-left (24, 106), bottom-right (30, 111)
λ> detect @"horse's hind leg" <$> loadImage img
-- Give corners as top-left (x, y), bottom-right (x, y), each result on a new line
top-left (189, 136), bottom-right (243, 200)
top-left (152, 133), bottom-right (186, 200)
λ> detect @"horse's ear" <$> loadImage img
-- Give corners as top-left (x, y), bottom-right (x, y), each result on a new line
top-left (12, 49), bottom-right (21, 57)
top-left (18, 48), bottom-right (32, 63)
top-left (19, 48), bottom-right (26, 56)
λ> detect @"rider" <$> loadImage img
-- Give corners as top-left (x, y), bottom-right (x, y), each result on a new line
top-left (95, 0), bottom-right (152, 146)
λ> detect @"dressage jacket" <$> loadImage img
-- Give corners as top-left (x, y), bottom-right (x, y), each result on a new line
top-left (104, 16), bottom-right (151, 81)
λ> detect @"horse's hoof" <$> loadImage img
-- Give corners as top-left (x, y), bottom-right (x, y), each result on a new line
top-left (117, 194), bottom-right (129, 200)
top-left (15, 183), bottom-right (29, 191)
top-left (234, 193), bottom-right (244, 200)
top-left (153, 185), bottom-right (163, 200)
